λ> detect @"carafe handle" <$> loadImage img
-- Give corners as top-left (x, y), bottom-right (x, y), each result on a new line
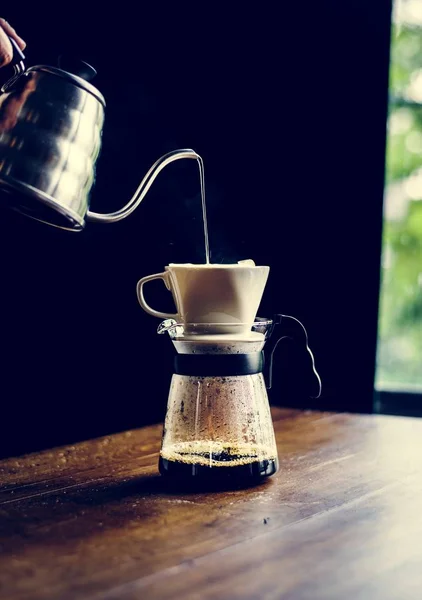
top-left (264, 314), bottom-right (322, 398)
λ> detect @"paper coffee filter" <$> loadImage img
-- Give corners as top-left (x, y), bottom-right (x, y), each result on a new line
top-left (168, 259), bottom-right (257, 267)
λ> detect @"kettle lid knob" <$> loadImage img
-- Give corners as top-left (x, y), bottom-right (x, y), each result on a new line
top-left (57, 56), bottom-right (97, 81)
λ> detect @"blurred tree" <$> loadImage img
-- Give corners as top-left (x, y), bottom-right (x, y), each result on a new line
top-left (377, 0), bottom-right (422, 387)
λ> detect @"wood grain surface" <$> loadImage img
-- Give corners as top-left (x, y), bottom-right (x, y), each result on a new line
top-left (1, 407), bottom-right (421, 600)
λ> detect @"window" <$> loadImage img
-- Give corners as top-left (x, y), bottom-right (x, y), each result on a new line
top-left (376, 0), bottom-right (422, 399)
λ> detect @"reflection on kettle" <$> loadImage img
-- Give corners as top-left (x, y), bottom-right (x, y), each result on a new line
top-left (0, 76), bottom-right (36, 132)
top-left (0, 37), bottom-right (200, 231)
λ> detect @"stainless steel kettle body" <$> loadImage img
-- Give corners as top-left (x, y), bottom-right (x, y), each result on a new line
top-left (0, 45), bottom-right (105, 231)
top-left (0, 40), bottom-right (201, 231)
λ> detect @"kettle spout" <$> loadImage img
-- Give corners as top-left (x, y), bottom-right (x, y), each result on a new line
top-left (87, 149), bottom-right (201, 224)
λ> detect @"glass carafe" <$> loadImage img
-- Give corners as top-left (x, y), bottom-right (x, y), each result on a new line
top-left (158, 316), bottom-right (321, 483)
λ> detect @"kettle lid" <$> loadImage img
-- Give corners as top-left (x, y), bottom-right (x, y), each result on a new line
top-left (58, 55), bottom-right (97, 81)
top-left (27, 56), bottom-right (105, 107)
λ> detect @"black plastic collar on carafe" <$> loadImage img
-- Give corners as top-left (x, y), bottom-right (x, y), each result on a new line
top-left (174, 352), bottom-right (264, 377)
top-left (169, 314), bottom-right (322, 397)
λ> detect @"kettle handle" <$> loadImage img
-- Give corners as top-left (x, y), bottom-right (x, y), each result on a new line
top-left (86, 149), bottom-right (200, 224)
top-left (264, 314), bottom-right (322, 398)
top-left (0, 37), bottom-right (26, 94)
top-left (8, 36), bottom-right (26, 76)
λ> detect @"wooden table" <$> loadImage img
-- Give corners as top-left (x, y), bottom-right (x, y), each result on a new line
top-left (1, 407), bottom-right (422, 599)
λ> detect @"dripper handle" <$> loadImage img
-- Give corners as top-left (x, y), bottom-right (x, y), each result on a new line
top-left (136, 272), bottom-right (180, 320)
top-left (264, 314), bottom-right (322, 398)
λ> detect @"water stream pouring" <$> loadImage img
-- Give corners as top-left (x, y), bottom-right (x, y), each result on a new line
top-left (0, 38), bottom-right (203, 232)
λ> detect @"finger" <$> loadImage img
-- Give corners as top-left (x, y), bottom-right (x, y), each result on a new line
top-left (0, 18), bottom-right (26, 50)
top-left (0, 26), bottom-right (13, 66)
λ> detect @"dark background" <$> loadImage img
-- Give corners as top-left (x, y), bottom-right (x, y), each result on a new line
top-left (0, 1), bottom-right (392, 458)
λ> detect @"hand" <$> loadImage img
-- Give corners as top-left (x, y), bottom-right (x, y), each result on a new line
top-left (0, 18), bottom-right (26, 67)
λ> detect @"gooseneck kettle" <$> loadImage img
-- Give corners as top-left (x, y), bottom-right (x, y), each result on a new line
top-left (0, 37), bottom-right (199, 231)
